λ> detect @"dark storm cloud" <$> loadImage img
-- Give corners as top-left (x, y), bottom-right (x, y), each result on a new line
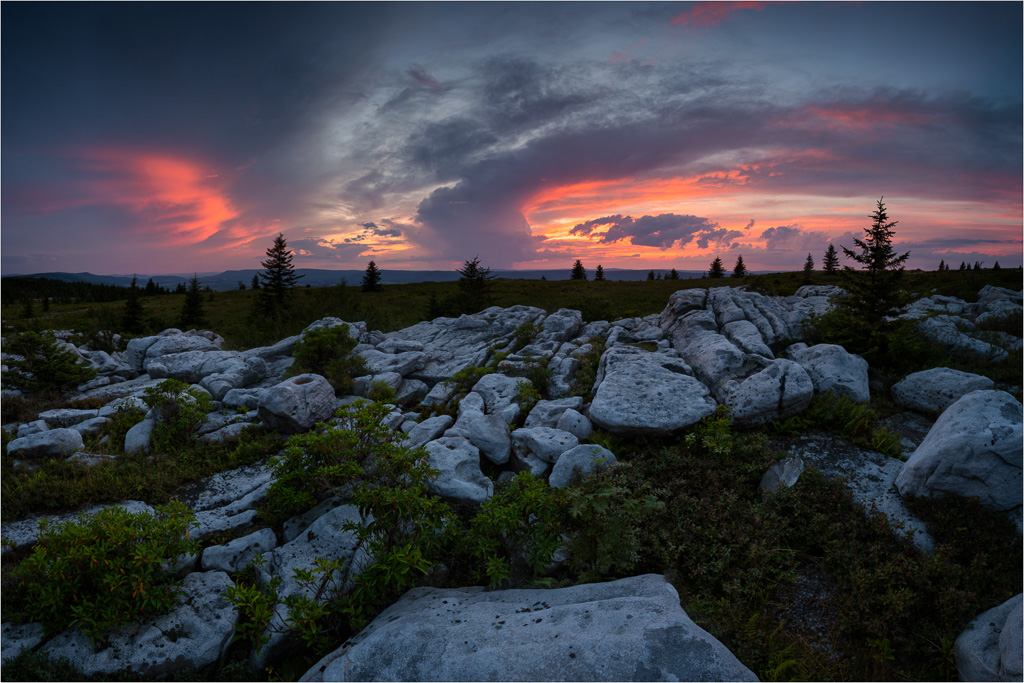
top-left (407, 65), bottom-right (443, 91)
top-left (570, 214), bottom-right (725, 250)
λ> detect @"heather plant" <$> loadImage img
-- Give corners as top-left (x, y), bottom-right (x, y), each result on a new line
top-left (142, 379), bottom-right (214, 456)
top-left (461, 472), bottom-right (563, 587)
top-left (9, 500), bottom-right (198, 647)
top-left (286, 324), bottom-right (368, 395)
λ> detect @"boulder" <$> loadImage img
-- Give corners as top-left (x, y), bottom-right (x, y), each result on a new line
top-left (422, 437), bottom-right (493, 505)
top-left (199, 357), bottom-right (268, 401)
top-left (16, 419), bottom-right (48, 438)
top-left (446, 410), bottom-right (512, 465)
top-left (891, 367), bottom-right (995, 414)
top-left (472, 373), bottom-right (527, 417)
top-left (1, 622), bottom-right (46, 664)
top-left (523, 396), bottom-right (585, 429)
top-left (222, 388), bottom-right (265, 411)
top-left (145, 350), bottom-right (241, 383)
top-left (357, 349), bottom-right (427, 377)
top-left (917, 315), bottom-right (1008, 361)
top-left (36, 408), bottom-right (99, 428)
top-left (124, 417), bottom-right (156, 455)
top-left (511, 427), bottom-right (579, 465)
top-left (895, 390), bottom-right (1022, 513)
top-left (6, 428), bottom-right (83, 459)
top-left (258, 374), bottom-right (337, 435)
top-left (41, 571), bottom-right (236, 679)
top-left (722, 359), bottom-right (814, 426)
top-left (406, 415), bottom-right (455, 449)
top-left (70, 416), bottom-right (112, 436)
top-left (538, 308), bottom-right (583, 343)
top-left (786, 343), bottom-right (870, 403)
top-left (955, 593), bottom-right (1023, 682)
top-left (722, 320), bottom-right (773, 358)
top-left (549, 444), bottom-right (617, 488)
top-left (759, 457), bottom-right (805, 494)
top-left (556, 408), bottom-right (593, 440)
top-left (589, 346), bottom-right (716, 435)
top-left (201, 528), bottom-right (278, 573)
top-left (299, 574), bottom-right (756, 682)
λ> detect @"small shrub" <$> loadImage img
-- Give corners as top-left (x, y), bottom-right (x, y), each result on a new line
top-left (142, 379), bottom-right (213, 456)
top-left (3, 331), bottom-right (97, 395)
top-left (9, 500), bottom-right (198, 647)
top-left (569, 337), bottom-right (606, 401)
top-left (288, 325), bottom-right (369, 395)
top-left (366, 380), bottom-right (397, 404)
top-left (461, 472), bottom-right (563, 587)
top-left (513, 321), bottom-right (540, 350)
top-left (0, 648), bottom-right (84, 682)
top-left (513, 379), bottom-right (540, 413)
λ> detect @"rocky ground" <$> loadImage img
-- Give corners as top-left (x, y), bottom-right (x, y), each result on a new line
top-left (2, 284), bottom-right (1021, 680)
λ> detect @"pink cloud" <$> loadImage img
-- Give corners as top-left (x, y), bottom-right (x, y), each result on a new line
top-left (669, 2), bottom-right (779, 29)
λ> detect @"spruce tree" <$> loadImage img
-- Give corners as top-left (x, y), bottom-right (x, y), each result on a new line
top-left (570, 259), bottom-right (587, 280)
top-left (122, 276), bottom-right (145, 334)
top-left (994, 261), bottom-right (1001, 271)
top-left (959, 261), bottom-right (967, 271)
top-left (646, 270), bottom-right (655, 281)
top-left (21, 296), bottom-right (34, 319)
top-left (145, 278), bottom-right (158, 296)
top-left (938, 259), bottom-right (946, 272)
top-left (594, 264), bottom-right (606, 281)
top-left (840, 197), bottom-right (910, 325)
top-left (732, 256), bottom-right (747, 278)
top-left (361, 260), bottom-right (383, 292)
top-left (708, 257), bottom-right (725, 278)
top-left (259, 233), bottom-right (303, 312)
top-left (251, 274), bottom-right (260, 290)
top-left (179, 275), bottom-right (207, 329)
top-left (456, 256), bottom-right (496, 314)
top-left (668, 268), bottom-right (679, 280)
top-left (802, 253), bottom-right (814, 283)
top-left (823, 244), bottom-right (840, 274)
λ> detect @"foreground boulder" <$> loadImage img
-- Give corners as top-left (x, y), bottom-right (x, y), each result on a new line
top-left (955, 593), bottom-right (1023, 682)
top-left (299, 574), bottom-right (757, 682)
top-left (786, 343), bottom-right (870, 403)
top-left (257, 374), bottom-right (336, 434)
top-left (5, 428), bottom-right (83, 459)
top-left (895, 390), bottom-right (1022, 514)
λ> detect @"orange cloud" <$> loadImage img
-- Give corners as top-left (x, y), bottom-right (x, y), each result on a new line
top-left (75, 148), bottom-right (240, 247)
top-left (793, 104), bottom-right (933, 132)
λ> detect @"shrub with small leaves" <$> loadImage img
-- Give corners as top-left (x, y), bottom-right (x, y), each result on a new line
top-left (142, 379), bottom-right (213, 456)
top-left (9, 500), bottom-right (198, 647)
top-left (461, 472), bottom-right (563, 587)
top-left (288, 325), bottom-right (369, 395)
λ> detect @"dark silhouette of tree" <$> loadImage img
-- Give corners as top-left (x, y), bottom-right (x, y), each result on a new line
top-left (937, 259), bottom-right (946, 272)
top-left (646, 270), bottom-right (655, 281)
top-left (840, 197), bottom-right (910, 325)
top-left (144, 278), bottom-right (158, 296)
top-left (238, 281), bottom-right (247, 290)
top-left (21, 296), bottom-right (34, 319)
top-left (668, 268), bottom-right (680, 280)
top-left (361, 260), bottom-right (383, 292)
top-left (994, 261), bottom-right (1001, 271)
top-left (823, 244), bottom-right (840, 274)
top-left (802, 253), bottom-right (814, 283)
top-left (122, 276), bottom-right (145, 334)
top-left (708, 257), bottom-right (725, 278)
top-left (456, 256), bottom-right (496, 314)
top-left (259, 233), bottom-right (303, 312)
top-left (179, 275), bottom-right (207, 329)
top-left (175, 282), bottom-right (187, 294)
top-left (959, 261), bottom-right (967, 271)
top-left (425, 292), bottom-right (444, 320)
top-left (570, 259), bottom-right (587, 280)
top-left (594, 264), bottom-right (606, 281)
top-left (250, 274), bottom-right (260, 290)
top-left (732, 256), bottom-right (747, 278)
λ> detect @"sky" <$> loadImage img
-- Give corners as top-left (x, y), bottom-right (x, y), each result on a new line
top-left (2, 1), bottom-right (1021, 275)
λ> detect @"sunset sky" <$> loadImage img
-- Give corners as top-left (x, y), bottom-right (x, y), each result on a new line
top-left (3, 2), bottom-right (1021, 275)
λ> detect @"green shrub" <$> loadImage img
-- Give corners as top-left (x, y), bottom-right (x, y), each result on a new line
top-left (3, 331), bottom-right (97, 395)
top-left (769, 392), bottom-right (903, 459)
top-left (288, 325), bottom-right (369, 395)
top-left (366, 380), bottom-right (397, 404)
top-left (142, 379), bottom-right (213, 456)
top-left (0, 648), bottom-right (84, 682)
top-left (461, 472), bottom-right (563, 587)
top-left (568, 337), bottom-right (606, 401)
top-left (9, 500), bottom-right (198, 647)
top-left (513, 321), bottom-right (540, 349)
top-left (231, 400), bottom-right (455, 654)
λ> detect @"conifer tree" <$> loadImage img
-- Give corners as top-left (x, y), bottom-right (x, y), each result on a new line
top-left (802, 253), bottom-right (814, 283)
top-left (959, 261), bottom-right (967, 271)
top-left (179, 275), bottom-right (207, 329)
top-left (175, 282), bottom-right (187, 294)
top-left (251, 274), bottom-right (260, 290)
top-left (646, 270), bottom-right (655, 281)
top-left (456, 256), bottom-right (496, 314)
top-left (840, 197), bottom-right (910, 325)
top-left (21, 296), bottom-right (34, 319)
top-left (122, 275), bottom-right (145, 334)
top-left (708, 257), bottom-right (725, 278)
top-left (732, 256), bottom-right (747, 278)
top-left (668, 268), bottom-right (680, 280)
top-left (238, 281), bottom-right (247, 290)
top-left (145, 278), bottom-right (158, 296)
top-left (993, 261), bottom-right (1001, 271)
top-left (823, 244), bottom-right (840, 274)
top-left (938, 259), bottom-right (946, 272)
top-left (259, 233), bottom-right (303, 312)
top-left (594, 264), bottom-right (606, 281)
top-left (361, 260), bottom-right (383, 292)
top-left (570, 259), bottom-right (587, 280)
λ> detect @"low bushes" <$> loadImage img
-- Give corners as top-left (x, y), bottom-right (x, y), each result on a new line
top-left (3, 331), bottom-right (97, 395)
top-left (286, 325), bottom-right (368, 395)
top-left (8, 501), bottom-right (198, 647)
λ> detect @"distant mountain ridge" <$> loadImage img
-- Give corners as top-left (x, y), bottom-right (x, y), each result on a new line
top-left (3, 268), bottom-right (720, 291)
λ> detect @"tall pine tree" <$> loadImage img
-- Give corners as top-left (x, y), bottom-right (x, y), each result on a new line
top-left (259, 233), bottom-right (302, 313)
top-left (122, 275), bottom-right (145, 334)
top-left (823, 244), bottom-right (839, 274)
top-left (708, 257), bottom-right (725, 278)
top-left (361, 261), bottom-right (383, 292)
top-left (456, 256), bottom-right (496, 314)
top-left (179, 275), bottom-right (207, 329)
top-left (594, 264), bottom-right (606, 281)
top-left (570, 260), bottom-right (587, 280)
top-left (840, 197), bottom-right (910, 325)
top-left (732, 256), bottom-right (747, 278)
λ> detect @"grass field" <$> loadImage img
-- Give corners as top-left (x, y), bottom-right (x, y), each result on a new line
top-left (3, 267), bottom-right (1020, 351)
